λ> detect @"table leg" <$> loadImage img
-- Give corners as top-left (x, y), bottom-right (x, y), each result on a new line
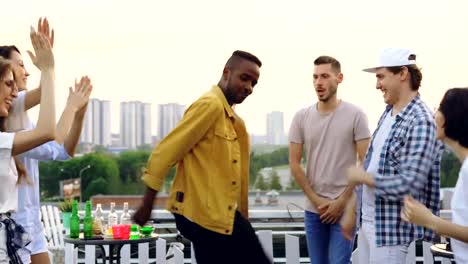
top-left (109, 245), bottom-right (115, 264)
top-left (97, 245), bottom-right (107, 264)
top-left (116, 244), bottom-right (125, 264)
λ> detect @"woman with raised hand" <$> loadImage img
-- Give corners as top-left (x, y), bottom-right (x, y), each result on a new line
top-left (0, 27), bottom-right (56, 263)
top-left (402, 88), bottom-right (468, 264)
top-left (0, 17), bottom-right (92, 264)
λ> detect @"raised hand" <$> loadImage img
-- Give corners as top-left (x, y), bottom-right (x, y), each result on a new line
top-left (37, 17), bottom-right (54, 48)
top-left (27, 27), bottom-right (54, 71)
top-left (67, 76), bottom-right (93, 113)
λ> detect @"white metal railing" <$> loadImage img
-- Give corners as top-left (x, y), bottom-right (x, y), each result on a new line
top-left (54, 209), bottom-right (454, 263)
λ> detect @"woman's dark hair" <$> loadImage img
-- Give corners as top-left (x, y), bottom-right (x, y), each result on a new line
top-left (0, 45), bottom-right (20, 60)
top-left (439, 88), bottom-right (468, 148)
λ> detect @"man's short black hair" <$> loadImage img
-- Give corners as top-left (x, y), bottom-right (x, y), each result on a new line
top-left (439, 88), bottom-right (468, 148)
top-left (226, 50), bottom-right (262, 69)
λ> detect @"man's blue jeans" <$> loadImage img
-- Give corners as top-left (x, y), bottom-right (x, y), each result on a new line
top-left (305, 211), bottom-right (353, 264)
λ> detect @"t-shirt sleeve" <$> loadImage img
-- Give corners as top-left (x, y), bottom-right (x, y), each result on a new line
top-left (354, 109), bottom-right (371, 141)
top-left (289, 109), bottom-right (304, 144)
top-left (0, 132), bottom-right (15, 170)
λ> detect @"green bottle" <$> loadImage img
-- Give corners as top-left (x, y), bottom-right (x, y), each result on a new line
top-left (84, 201), bottom-right (94, 239)
top-left (70, 200), bottom-right (80, 239)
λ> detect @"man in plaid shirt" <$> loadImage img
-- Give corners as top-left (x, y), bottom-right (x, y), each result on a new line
top-left (345, 48), bottom-right (443, 263)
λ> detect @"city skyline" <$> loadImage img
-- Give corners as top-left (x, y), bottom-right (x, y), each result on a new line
top-left (120, 101), bottom-right (152, 148)
top-left (82, 98), bottom-right (288, 147)
top-left (3, 0), bottom-right (468, 136)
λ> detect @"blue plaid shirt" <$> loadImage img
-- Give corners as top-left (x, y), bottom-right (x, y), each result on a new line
top-left (358, 95), bottom-right (443, 246)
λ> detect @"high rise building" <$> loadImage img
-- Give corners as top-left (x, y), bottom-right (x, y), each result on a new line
top-left (120, 101), bottom-right (152, 149)
top-left (266, 111), bottom-right (285, 145)
top-left (80, 98), bottom-right (111, 146)
top-left (158, 103), bottom-right (185, 140)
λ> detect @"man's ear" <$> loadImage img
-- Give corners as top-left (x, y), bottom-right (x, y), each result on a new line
top-left (222, 67), bottom-right (230, 82)
top-left (400, 66), bottom-right (409, 81)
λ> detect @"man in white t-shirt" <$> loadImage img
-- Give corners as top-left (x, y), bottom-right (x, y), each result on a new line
top-left (289, 55), bottom-right (370, 264)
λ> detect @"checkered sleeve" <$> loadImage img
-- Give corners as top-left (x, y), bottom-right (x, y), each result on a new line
top-left (374, 118), bottom-right (437, 200)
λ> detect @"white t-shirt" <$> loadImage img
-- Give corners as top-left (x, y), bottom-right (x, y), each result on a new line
top-left (362, 111), bottom-right (395, 222)
top-left (0, 132), bottom-right (18, 213)
top-left (451, 158), bottom-right (468, 264)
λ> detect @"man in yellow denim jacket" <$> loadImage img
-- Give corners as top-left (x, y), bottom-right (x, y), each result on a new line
top-left (133, 50), bottom-right (271, 264)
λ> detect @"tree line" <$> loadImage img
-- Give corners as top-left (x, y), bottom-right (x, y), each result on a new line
top-left (39, 146), bottom-right (461, 200)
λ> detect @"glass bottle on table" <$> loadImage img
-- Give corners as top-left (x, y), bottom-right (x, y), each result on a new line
top-left (93, 203), bottom-right (104, 234)
top-left (70, 200), bottom-right (80, 239)
top-left (120, 202), bottom-right (131, 225)
top-left (83, 200), bottom-right (94, 239)
top-left (108, 202), bottom-right (118, 228)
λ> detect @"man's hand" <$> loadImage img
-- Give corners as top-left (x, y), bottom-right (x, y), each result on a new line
top-left (132, 187), bottom-right (157, 226)
top-left (133, 205), bottom-right (153, 226)
top-left (347, 166), bottom-right (367, 186)
top-left (312, 196), bottom-right (331, 215)
top-left (340, 195), bottom-right (357, 240)
top-left (319, 197), bottom-right (346, 224)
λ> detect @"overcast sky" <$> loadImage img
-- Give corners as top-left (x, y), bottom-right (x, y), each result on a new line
top-left (3, 0), bottom-right (468, 135)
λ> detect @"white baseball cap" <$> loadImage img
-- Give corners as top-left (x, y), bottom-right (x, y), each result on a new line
top-left (363, 48), bottom-right (417, 73)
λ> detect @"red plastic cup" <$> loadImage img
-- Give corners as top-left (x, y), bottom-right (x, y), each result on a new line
top-left (112, 224), bottom-right (131, 240)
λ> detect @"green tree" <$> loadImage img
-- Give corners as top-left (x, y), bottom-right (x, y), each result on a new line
top-left (117, 151), bottom-right (150, 183)
top-left (39, 153), bottom-right (121, 201)
top-left (440, 151), bottom-right (461, 188)
top-left (137, 144), bottom-right (153, 152)
top-left (79, 153), bottom-right (121, 200)
top-left (269, 169), bottom-right (282, 191)
top-left (255, 174), bottom-right (268, 191)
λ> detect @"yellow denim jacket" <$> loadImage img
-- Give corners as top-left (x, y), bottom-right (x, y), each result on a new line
top-left (142, 86), bottom-right (250, 235)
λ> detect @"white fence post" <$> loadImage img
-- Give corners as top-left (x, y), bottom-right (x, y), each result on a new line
top-left (156, 238), bottom-right (167, 264)
top-left (257, 230), bottom-right (274, 262)
top-left (65, 243), bottom-right (76, 264)
top-left (422, 241), bottom-right (434, 264)
top-left (285, 234), bottom-right (300, 264)
top-left (406, 241), bottom-right (416, 264)
top-left (121, 244), bottom-right (131, 264)
top-left (138, 242), bottom-right (149, 264)
top-left (84, 245), bottom-right (95, 264)
top-left (173, 246), bottom-right (184, 264)
top-left (191, 242), bottom-right (197, 264)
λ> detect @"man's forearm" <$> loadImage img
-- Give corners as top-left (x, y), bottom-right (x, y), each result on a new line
top-left (290, 163), bottom-right (322, 206)
top-left (144, 187), bottom-right (158, 208)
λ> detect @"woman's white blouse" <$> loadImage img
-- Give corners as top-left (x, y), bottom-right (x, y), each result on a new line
top-left (451, 158), bottom-right (468, 264)
top-left (0, 132), bottom-right (17, 213)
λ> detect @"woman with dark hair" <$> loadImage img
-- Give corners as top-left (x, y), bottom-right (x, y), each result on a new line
top-left (0, 18), bottom-right (92, 264)
top-left (402, 87), bottom-right (468, 263)
top-left (0, 28), bottom-right (56, 263)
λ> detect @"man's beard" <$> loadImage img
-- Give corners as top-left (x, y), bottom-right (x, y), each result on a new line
top-left (318, 86), bottom-right (337, 102)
